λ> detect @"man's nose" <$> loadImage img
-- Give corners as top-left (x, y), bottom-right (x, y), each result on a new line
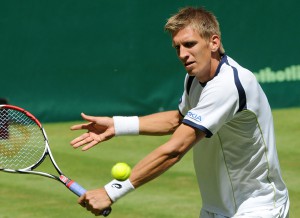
top-left (178, 47), bottom-right (189, 61)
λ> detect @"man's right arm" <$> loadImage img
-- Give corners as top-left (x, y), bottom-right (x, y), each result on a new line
top-left (70, 110), bottom-right (183, 150)
top-left (139, 110), bottom-right (183, 136)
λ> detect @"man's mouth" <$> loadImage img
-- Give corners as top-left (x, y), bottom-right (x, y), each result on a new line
top-left (185, 61), bottom-right (195, 68)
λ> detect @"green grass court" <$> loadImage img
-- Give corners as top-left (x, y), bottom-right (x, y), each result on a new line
top-left (0, 108), bottom-right (299, 218)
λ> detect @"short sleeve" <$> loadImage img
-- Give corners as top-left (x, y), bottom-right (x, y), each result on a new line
top-left (182, 74), bottom-right (240, 137)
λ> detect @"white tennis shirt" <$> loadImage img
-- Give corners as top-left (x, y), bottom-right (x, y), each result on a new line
top-left (179, 55), bottom-right (288, 216)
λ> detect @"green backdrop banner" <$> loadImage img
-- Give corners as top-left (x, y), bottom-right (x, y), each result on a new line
top-left (1, 0), bottom-right (299, 122)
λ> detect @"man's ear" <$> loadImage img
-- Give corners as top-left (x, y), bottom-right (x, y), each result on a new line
top-left (209, 35), bottom-right (221, 52)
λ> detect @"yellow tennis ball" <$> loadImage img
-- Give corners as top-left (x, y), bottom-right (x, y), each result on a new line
top-left (111, 162), bottom-right (131, 181)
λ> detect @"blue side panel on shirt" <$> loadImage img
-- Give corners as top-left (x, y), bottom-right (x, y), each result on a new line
top-left (224, 56), bottom-right (247, 112)
top-left (232, 66), bottom-right (247, 112)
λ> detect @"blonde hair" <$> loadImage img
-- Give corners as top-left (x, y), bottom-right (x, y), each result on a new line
top-left (165, 7), bottom-right (225, 54)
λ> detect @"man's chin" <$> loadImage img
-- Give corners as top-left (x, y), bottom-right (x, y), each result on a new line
top-left (187, 71), bottom-right (196, 76)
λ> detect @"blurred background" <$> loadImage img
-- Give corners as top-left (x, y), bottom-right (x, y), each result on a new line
top-left (1, 0), bottom-right (299, 122)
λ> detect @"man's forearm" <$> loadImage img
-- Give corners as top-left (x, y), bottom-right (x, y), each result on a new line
top-left (130, 123), bottom-right (205, 188)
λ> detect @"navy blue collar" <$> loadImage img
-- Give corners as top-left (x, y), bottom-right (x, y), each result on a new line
top-left (199, 54), bottom-right (227, 87)
top-left (214, 54), bottom-right (227, 77)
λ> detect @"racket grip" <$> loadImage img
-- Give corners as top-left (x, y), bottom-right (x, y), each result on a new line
top-left (68, 181), bottom-right (87, 196)
top-left (68, 181), bottom-right (112, 217)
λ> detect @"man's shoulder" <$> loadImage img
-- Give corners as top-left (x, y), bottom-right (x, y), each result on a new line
top-left (225, 55), bottom-right (252, 74)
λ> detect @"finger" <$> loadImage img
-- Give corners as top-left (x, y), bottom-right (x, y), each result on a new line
top-left (82, 140), bottom-right (99, 151)
top-left (70, 132), bottom-right (90, 145)
top-left (72, 140), bottom-right (94, 149)
top-left (78, 194), bottom-right (86, 208)
top-left (86, 204), bottom-right (92, 211)
top-left (70, 113), bottom-right (95, 131)
top-left (73, 139), bottom-right (94, 149)
top-left (81, 113), bottom-right (98, 123)
top-left (71, 133), bottom-right (93, 148)
top-left (81, 131), bottom-right (112, 151)
top-left (92, 209), bottom-right (102, 216)
top-left (70, 123), bottom-right (88, 131)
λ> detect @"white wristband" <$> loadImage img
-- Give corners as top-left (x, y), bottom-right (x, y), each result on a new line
top-left (104, 179), bottom-right (135, 202)
top-left (113, 116), bottom-right (139, 136)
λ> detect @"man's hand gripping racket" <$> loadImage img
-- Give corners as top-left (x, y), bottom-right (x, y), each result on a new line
top-left (0, 105), bottom-right (111, 216)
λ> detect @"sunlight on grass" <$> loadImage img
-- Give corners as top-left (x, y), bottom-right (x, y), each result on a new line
top-left (0, 108), bottom-right (298, 217)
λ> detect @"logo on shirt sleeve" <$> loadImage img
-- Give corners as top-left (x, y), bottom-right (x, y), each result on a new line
top-left (187, 111), bottom-right (202, 122)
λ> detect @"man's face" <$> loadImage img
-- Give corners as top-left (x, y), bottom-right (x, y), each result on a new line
top-left (172, 26), bottom-right (213, 82)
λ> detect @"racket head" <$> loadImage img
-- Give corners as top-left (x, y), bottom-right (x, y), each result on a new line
top-left (0, 105), bottom-right (47, 171)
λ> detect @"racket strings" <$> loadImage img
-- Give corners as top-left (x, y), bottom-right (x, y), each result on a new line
top-left (0, 109), bottom-right (45, 170)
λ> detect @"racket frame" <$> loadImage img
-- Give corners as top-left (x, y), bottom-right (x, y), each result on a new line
top-left (0, 105), bottom-right (62, 179)
top-left (0, 104), bottom-right (111, 216)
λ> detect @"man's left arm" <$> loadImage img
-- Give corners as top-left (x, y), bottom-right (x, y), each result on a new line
top-left (79, 123), bottom-right (205, 215)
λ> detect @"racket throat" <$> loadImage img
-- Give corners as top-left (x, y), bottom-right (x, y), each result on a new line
top-left (59, 175), bottom-right (73, 187)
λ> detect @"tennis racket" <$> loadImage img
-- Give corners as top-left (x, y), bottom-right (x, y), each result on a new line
top-left (0, 104), bottom-right (111, 216)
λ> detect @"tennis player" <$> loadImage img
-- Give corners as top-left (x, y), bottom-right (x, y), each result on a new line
top-left (70, 7), bottom-right (289, 217)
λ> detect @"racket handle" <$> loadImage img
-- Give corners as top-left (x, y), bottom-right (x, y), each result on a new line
top-left (68, 181), bottom-right (86, 196)
top-left (68, 181), bottom-right (112, 217)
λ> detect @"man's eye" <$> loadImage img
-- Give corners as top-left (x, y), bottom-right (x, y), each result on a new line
top-left (185, 42), bottom-right (196, 48)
